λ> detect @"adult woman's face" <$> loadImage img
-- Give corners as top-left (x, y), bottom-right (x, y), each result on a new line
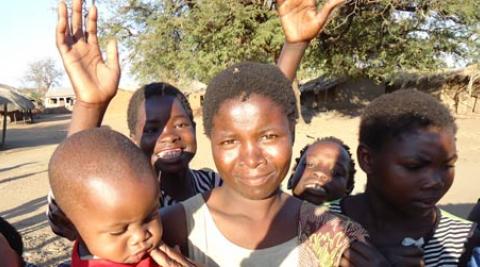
top-left (210, 94), bottom-right (293, 200)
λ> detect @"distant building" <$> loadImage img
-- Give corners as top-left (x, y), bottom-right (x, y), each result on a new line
top-left (44, 88), bottom-right (76, 109)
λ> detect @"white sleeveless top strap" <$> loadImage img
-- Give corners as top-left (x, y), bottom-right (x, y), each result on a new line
top-left (182, 194), bottom-right (299, 267)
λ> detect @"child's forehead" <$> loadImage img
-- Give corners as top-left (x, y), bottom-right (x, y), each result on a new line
top-left (308, 141), bottom-right (343, 155)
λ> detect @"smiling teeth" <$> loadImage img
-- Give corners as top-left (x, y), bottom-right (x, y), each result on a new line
top-left (156, 149), bottom-right (182, 160)
top-left (305, 184), bottom-right (326, 192)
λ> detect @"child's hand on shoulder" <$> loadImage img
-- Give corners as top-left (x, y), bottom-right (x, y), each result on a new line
top-left (56, 0), bottom-right (120, 106)
top-left (340, 240), bottom-right (392, 267)
top-left (150, 243), bottom-right (203, 267)
top-left (277, 0), bottom-right (346, 43)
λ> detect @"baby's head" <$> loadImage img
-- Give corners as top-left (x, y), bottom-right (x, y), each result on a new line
top-left (202, 62), bottom-right (298, 200)
top-left (127, 82), bottom-right (196, 174)
top-left (49, 128), bottom-right (162, 263)
top-left (358, 89), bottom-right (457, 216)
top-left (288, 137), bottom-right (355, 205)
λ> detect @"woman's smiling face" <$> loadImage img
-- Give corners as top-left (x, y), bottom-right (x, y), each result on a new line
top-left (210, 94), bottom-right (294, 200)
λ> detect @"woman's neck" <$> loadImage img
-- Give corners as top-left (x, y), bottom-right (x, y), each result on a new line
top-left (215, 186), bottom-right (286, 220)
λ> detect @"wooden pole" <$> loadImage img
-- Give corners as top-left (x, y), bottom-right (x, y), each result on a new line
top-left (1, 104), bottom-right (7, 147)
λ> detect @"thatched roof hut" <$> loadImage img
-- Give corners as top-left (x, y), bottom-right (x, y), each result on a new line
top-left (0, 84), bottom-right (34, 111)
top-left (388, 65), bottom-right (480, 113)
top-left (0, 84), bottom-right (35, 146)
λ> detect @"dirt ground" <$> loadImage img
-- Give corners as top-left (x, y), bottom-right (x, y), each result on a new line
top-left (1, 90), bottom-right (479, 266)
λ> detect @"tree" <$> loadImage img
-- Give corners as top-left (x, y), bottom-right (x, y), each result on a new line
top-left (23, 58), bottom-right (63, 93)
top-left (100, 0), bottom-right (480, 83)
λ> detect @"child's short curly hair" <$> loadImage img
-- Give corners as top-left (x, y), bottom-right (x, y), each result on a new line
top-left (202, 62), bottom-right (298, 137)
top-left (127, 82), bottom-right (194, 135)
top-left (359, 89), bottom-right (456, 151)
top-left (287, 137), bottom-right (355, 194)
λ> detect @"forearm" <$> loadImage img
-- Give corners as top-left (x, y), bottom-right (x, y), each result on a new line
top-left (277, 41), bottom-right (309, 81)
top-left (68, 100), bottom-right (110, 136)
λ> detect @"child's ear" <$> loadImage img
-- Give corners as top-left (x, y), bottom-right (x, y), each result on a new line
top-left (357, 143), bottom-right (374, 175)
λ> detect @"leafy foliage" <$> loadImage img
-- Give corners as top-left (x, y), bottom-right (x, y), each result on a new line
top-left (100, 0), bottom-right (480, 83)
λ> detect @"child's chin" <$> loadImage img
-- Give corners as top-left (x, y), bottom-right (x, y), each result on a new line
top-left (124, 251), bottom-right (148, 264)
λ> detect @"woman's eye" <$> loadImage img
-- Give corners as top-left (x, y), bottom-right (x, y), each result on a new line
top-left (220, 139), bottom-right (235, 146)
top-left (262, 134), bottom-right (278, 141)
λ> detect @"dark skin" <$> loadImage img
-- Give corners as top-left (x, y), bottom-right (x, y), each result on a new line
top-left (469, 202), bottom-right (480, 225)
top-left (131, 95), bottom-right (197, 201)
top-left (292, 141), bottom-right (351, 205)
top-left (162, 94), bottom-right (387, 266)
top-left (58, 0), bottom-right (344, 203)
top-left (341, 126), bottom-right (457, 266)
top-left (162, 95), bottom-right (301, 253)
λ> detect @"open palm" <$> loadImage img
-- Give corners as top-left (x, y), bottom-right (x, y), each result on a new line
top-left (56, 0), bottom-right (120, 104)
top-left (277, 0), bottom-right (346, 43)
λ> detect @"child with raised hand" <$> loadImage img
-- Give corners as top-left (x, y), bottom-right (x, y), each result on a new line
top-left (49, 128), bottom-right (198, 267)
top-left (327, 89), bottom-right (480, 266)
top-left (51, 0), bottom-right (221, 236)
top-left (287, 137), bottom-right (355, 205)
top-left (159, 62), bottom-right (388, 267)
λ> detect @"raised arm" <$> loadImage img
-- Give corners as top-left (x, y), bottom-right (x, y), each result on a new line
top-left (276, 0), bottom-right (346, 80)
top-left (56, 0), bottom-right (120, 136)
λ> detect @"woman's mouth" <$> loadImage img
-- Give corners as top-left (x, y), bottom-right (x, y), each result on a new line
top-left (237, 172), bottom-right (274, 187)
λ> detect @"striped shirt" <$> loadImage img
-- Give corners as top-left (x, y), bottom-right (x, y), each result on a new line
top-left (328, 200), bottom-right (477, 267)
top-left (161, 168), bottom-right (223, 207)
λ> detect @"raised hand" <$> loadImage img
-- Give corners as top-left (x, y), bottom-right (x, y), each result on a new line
top-left (56, 0), bottom-right (120, 105)
top-left (277, 0), bottom-right (346, 43)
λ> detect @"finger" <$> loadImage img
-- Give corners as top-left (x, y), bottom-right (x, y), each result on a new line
top-left (326, 0), bottom-right (347, 9)
top-left (71, 0), bottom-right (84, 41)
top-left (341, 247), bottom-right (369, 266)
top-left (158, 244), bottom-right (192, 266)
top-left (150, 248), bottom-right (179, 267)
top-left (339, 256), bottom-right (353, 267)
top-left (56, 1), bottom-right (70, 53)
top-left (86, 5), bottom-right (98, 45)
top-left (314, 0), bottom-right (345, 28)
top-left (106, 39), bottom-right (120, 72)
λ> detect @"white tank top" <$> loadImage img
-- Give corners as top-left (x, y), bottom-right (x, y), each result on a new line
top-left (182, 194), bottom-right (299, 267)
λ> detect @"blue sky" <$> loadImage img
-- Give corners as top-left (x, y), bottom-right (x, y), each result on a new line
top-left (0, 0), bottom-right (135, 90)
